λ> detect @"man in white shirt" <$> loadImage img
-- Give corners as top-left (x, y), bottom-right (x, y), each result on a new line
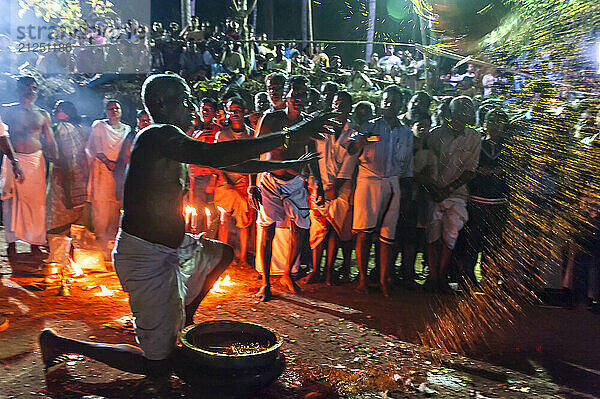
top-left (346, 85), bottom-right (414, 297)
top-left (426, 96), bottom-right (481, 292)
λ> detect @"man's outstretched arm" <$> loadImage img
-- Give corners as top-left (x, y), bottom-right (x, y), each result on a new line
top-left (221, 153), bottom-right (319, 174)
top-left (158, 113), bottom-right (336, 168)
top-left (160, 125), bottom-right (287, 168)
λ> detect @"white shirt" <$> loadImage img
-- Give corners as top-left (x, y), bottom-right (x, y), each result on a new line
top-left (482, 74), bottom-right (498, 96)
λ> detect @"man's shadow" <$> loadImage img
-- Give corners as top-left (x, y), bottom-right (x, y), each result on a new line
top-left (44, 366), bottom-right (144, 398)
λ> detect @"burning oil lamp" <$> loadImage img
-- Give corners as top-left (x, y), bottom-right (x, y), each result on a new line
top-left (184, 205), bottom-right (198, 232)
top-left (204, 207), bottom-right (212, 232)
top-left (217, 206), bottom-right (227, 225)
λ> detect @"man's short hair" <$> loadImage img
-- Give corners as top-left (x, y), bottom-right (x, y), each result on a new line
top-left (226, 96), bottom-right (246, 110)
top-left (412, 91), bottom-right (431, 107)
top-left (200, 97), bottom-right (218, 109)
top-left (105, 99), bottom-right (122, 108)
top-left (449, 96), bottom-right (476, 125)
top-left (353, 100), bottom-right (375, 115)
top-left (334, 90), bottom-right (352, 105)
top-left (382, 84), bottom-right (404, 100)
top-left (321, 81), bottom-right (339, 94)
top-left (284, 75), bottom-right (310, 95)
top-left (265, 72), bottom-right (286, 86)
top-left (353, 59), bottom-right (367, 69)
top-left (141, 74), bottom-right (188, 117)
top-left (16, 75), bottom-right (36, 87)
top-left (485, 108), bottom-right (509, 125)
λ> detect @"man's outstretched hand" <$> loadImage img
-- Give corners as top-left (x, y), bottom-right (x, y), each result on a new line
top-left (285, 152), bottom-right (321, 174)
top-left (287, 112), bottom-right (341, 144)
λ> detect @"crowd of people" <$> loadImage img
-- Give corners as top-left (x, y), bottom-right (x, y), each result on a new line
top-left (0, 12), bottom-right (591, 396)
top-left (0, 77), bottom-right (142, 260)
top-left (7, 13), bottom-right (583, 104)
top-left (1, 14), bottom-right (600, 309)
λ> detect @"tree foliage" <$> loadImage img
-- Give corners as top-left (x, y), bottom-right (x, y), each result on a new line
top-left (17, 0), bottom-right (117, 32)
top-left (481, 0), bottom-right (600, 68)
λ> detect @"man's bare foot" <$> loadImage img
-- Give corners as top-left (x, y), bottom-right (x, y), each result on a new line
top-left (355, 282), bottom-right (368, 294)
top-left (39, 329), bottom-right (66, 371)
top-left (238, 260), bottom-right (250, 269)
top-left (381, 284), bottom-right (392, 298)
top-left (255, 285), bottom-right (272, 302)
top-left (306, 271), bottom-right (322, 284)
top-left (280, 275), bottom-right (301, 293)
top-left (325, 270), bottom-right (339, 286)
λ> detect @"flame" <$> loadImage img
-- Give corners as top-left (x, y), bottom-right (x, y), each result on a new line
top-left (204, 207), bottom-right (211, 217)
top-left (184, 205), bottom-right (198, 216)
top-left (210, 274), bottom-right (233, 294)
top-left (96, 285), bottom-right (113, 296)
top-left (69, 259), bottom-right (84, 277)
top-left (217, 206), bottom-right (227, 223)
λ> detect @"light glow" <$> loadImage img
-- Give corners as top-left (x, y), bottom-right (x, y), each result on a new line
top-left (68, 259), bottom-right (84, 277)
top-left (210, 274), bottom-right (233, 294)
top-left (95, 285), bottom-right (113, 296)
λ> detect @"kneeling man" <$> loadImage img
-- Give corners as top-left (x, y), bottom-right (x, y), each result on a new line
top-left (39, 74), bottom-right (333, 391)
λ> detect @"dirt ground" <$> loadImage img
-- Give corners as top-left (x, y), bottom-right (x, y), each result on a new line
top-left (0, 230), bottom-right (598, 398)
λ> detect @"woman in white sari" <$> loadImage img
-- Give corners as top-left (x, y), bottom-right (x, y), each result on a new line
top-left (86, 100), bottom-right (131, 253)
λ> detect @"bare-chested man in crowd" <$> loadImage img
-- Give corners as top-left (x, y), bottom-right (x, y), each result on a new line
top-left (1, 76), bottom-right (57, 259)
top-left (39, 74), bottom-right (333, 392)
top-left (250, 75), bottom-right (325, 301)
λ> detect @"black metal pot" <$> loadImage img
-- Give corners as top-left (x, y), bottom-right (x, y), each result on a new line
top-left (174, 320), bottom-right (285, 397)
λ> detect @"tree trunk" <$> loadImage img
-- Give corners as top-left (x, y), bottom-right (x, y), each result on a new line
top-left (366, 0), bottom-right (376, 61)
top-left (181, 0), bottom-right (191, 28)
top-left (307, 0), bottom-right (313, 55)
top-left (301, 0), bottom-right (308, 42)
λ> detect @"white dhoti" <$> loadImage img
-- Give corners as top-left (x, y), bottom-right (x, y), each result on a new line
top-left (1, 151), bottom-right (46, 245)
top-left (113, 229), bottom-right (225, 360)
top-left (353, 176), bottom-right (401, 244)
top-left (427, 197), bottom-right (468, 249)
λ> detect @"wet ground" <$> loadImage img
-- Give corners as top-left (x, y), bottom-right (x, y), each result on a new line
top-left (0, 231), bottom-right (598, 398)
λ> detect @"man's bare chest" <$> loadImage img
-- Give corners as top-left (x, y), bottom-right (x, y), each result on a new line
top-left (5, 108), bottom-right (45, 133)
